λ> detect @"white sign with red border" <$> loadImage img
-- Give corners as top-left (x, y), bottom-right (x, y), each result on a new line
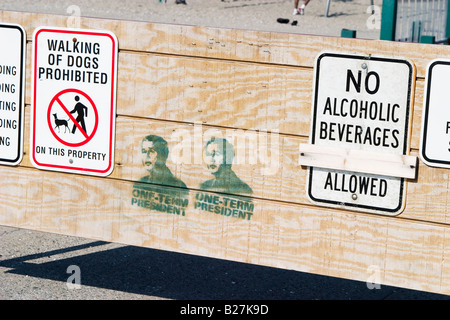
top-left (31, 27), bottom-right (118, 176)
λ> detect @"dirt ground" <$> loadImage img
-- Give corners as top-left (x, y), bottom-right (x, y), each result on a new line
top-left (0, 0), bottom-right (383, 39)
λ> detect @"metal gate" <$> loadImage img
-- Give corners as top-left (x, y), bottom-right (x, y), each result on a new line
top-left (381, 0), bottom-right (450, 43)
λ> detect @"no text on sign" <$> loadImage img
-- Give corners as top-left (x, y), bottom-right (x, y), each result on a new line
top-left (307, 52), bottom-right (415, 215)
top-left (47, 88), bottom-right (99, 147)
top-left (0, 23), bottom-right (26, 166)
top-left (420, 59), bottom-right (450, 169)
top-left (31, 27), bottom-right (118, 176)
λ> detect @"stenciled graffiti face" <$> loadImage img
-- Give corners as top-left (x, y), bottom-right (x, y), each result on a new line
top-left (204, 142), bottom-right (224, 174)
top-left (142, 140), bottom-right (159, 172)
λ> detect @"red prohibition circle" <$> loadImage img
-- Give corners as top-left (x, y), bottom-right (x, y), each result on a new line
top-left (47, 88), bottom-right (99, 147)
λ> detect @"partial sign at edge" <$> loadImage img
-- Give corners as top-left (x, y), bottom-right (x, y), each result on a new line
top-left (0, 23), bottom-right (26, 166)
top-left (420, 59), bottom-right (450, 169)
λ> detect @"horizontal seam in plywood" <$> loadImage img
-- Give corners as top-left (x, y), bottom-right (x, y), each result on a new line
top-left (115, 114), bottom-right (309, 139)
top-left (119, 48), bottom-right (314, 70)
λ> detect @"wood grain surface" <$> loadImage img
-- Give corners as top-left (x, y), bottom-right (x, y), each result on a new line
top-left (1, 10), bottom-right (450, 295)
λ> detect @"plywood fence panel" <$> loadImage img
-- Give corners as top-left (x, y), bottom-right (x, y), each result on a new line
top-left (1, 10), bottom-right (450, 295)
top-left (21, 44), bottom-right (430, 147)
top-left (23, 45), bottom-right (313, 135)
top-left (17, 109), bottom-right (450, 225)
top-left (0, 164), bottom-right (448, 294)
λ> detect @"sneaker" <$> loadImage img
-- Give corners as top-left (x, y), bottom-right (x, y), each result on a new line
top-left (293, 8), bottom-right (300, 15)
top-left (299, 6), bottom-right (305, 15)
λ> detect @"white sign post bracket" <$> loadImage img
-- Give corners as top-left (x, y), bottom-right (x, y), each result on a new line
top-left (299, 143), bottom-right (417, 179)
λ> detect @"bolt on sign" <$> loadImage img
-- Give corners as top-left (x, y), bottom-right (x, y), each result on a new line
top-left (0, 23), bottom-right (26, 166)
top-left (301, 52), bottom-right (416, 216)
top-left (31, 27), bottom-right (118, 176)
top-left (420, 59), bottom-right (450, 169)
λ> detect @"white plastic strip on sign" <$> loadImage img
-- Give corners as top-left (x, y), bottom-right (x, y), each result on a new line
top-left (299, 143), bottom-right (417, 179)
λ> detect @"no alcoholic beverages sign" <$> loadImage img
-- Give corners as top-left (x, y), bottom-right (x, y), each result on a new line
top-left (0, 23), bottom-right (26, 166)
top-left (31, 27), bottom-right (118, 176)
top-left (306, 52), bottom-right (415, 215)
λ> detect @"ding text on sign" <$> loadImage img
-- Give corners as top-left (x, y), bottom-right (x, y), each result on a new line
top-left (0, 23), bottom-right (26, 165)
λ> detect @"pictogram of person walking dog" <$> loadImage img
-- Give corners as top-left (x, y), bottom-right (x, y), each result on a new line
top-left (52, 95), bottom-right (89, 136)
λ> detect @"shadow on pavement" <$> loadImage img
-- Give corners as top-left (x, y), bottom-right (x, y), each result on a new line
top-left (1, 241), bottom-right (449, 300)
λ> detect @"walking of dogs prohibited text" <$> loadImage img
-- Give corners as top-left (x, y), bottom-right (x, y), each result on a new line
top-left (31, 27), bottom-right (118, 176)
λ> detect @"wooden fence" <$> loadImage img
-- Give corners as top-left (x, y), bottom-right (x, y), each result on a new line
top-left (1, 10), bottom-right (450, 295)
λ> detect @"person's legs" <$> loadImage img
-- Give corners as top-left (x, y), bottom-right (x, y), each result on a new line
top-left (293, 0), bottom-right (300, 14)
top-left (299, 0), bottom-right (310, 14)
top-left (294, 0), bottom-right (310, 15)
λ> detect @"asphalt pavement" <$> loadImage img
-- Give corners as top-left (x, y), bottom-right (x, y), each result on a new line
top-left (1, 226), bottom-right (449, 301)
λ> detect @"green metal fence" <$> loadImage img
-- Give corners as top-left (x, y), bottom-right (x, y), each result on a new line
top-left (380, 0), bottom-right (450, 43)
